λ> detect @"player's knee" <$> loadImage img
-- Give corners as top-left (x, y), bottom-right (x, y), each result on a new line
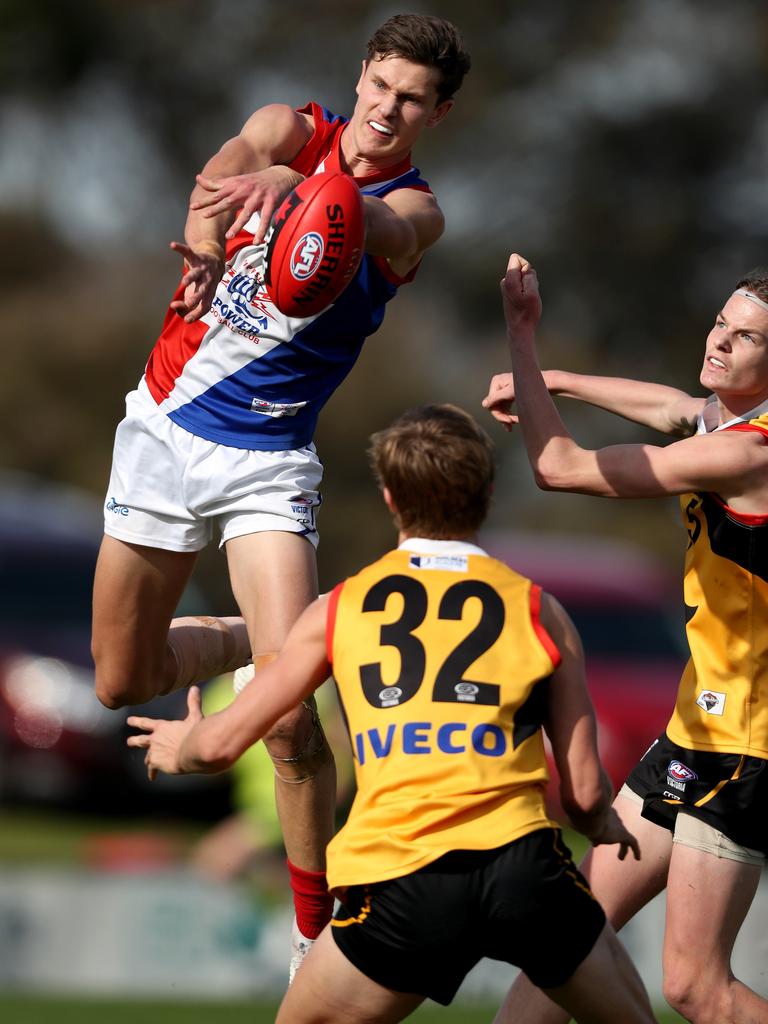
top-left (263, 702), bottom-right (316, 755)
top-left (92, 640), bottom-right (165, 709)
top-left (263, 701), bottom-right (334, 784)
top-left (94, 663), bottom-right (142, 710)
top-left (663, 965), bottom-right (725, 1023)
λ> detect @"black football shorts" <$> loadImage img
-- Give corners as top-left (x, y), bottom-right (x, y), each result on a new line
top-left (331, 827), bottom-right (605, 1005)
top-left (625, 731), bottom-right (768, 855)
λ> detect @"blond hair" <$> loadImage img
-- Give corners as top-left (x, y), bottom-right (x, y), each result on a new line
top-left (369, 404), bottom-right (494, 539)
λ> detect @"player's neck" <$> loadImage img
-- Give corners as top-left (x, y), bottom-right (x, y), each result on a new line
top-left (714, 389), bottom-right (768, 425)
top-left (398, 531), bottom-right (480, 546)
top-left (339, 129), bottom-right (410, 179)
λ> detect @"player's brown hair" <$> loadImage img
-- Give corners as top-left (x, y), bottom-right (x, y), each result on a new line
top-left (737, 268), bottom-right (768, 306)
top-left (369, 404), bottom-right (494, 539)
top-left (367, 15), bottom-right (471, 102)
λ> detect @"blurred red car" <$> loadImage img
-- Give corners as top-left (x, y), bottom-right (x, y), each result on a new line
top-left (0, 470), bottom-right (228, 816)
top-left (480, 529), bottom-right (686, 811)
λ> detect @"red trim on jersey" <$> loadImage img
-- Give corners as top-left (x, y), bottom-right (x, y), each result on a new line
top-left (709, 423), bottom-right (768, 523)
top-left (145, 301), bottom-right (208, 404)
top-left (708, 490), bottom-right (768, 526)
top-left (725, 422), bottom-right (768, 440)
top-left (291, 103), bottom-right (343, 176)
top-left (325, 582), bottom-right (344, 666)
top-left (372, 253), bottom-right (421, 286)
top-left (529, 584), bottom-right (562, 670)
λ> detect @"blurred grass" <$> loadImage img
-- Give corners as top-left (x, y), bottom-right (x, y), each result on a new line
top-left (0, 812), bottom-right (682, 1021)
top-left (0, 995), bottom-right (684, 1022)
top-left (0, 808), bottom-right (206, 865)
top-left (0, 810), bottom-right (591, 867)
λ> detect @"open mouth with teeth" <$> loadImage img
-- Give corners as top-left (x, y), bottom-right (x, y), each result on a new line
top-left (369, 120), bottom-right (394, 136)
top-left (708, 355), bottom-right (727, 369)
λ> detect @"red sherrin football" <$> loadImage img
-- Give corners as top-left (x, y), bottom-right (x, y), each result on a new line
top-left (263, 171), bottom-right (365, 317)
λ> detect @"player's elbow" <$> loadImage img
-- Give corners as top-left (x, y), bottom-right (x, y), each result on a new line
top-left (95, 683), bottom-right (127, 711)
top-left (531, 459), bottom-right (567, 491)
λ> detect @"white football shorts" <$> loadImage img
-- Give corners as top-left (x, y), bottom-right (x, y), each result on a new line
top-left (103, 382), bottom-right (323, 552)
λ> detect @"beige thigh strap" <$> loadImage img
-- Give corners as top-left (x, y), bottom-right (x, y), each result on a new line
top-left (673, 812), bottom-right (764, 866)
top-left (617, 782), bottom-right (644, 807)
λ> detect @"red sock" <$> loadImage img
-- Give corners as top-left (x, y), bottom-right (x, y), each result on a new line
top-left (287, 859), bottom-right (334, 939)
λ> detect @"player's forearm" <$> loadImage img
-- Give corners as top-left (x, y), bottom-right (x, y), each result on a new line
top-left (560, 767), bottom-right (614, 840)
top-left (507, 336), bottom-right (597, 489)
top-left (360, 195), bottom-right (417, 258)
top-left (184, 137), bottom-right (268, 251)
top-left (548, 370), bottom-right (700, 436)
top-left (177, 719), bottom-right (239, 775)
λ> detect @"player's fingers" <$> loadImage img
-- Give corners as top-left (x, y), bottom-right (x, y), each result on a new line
top-left (126, 734), bottom-right (151, 748)
top-left (506, 252), bottom-right (525, 271)
top-left (228, 199), bottom-right (259, 239)
top-left (148, 766), bottom-right (157, 782)
top-left (127, 716), bottom-right (156, 732)
top-left (170, 241), bottom-right (196, 267)
top-left (489, 407), bottom-right (513, 424)
top-left (187, 685), bottom-right (202, 719)
top-left (195, 174), bottom-right (222, 192)
top-left (184, 297), bottom-right (208, 323)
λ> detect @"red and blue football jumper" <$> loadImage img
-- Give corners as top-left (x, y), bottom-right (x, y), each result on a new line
top-left (143, 102), bottom-right (431, 451)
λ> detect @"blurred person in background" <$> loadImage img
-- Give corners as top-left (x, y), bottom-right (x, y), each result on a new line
top-left (127, 403), bottom-right (656, 1024)
top-left (484, 254), bottom-right (768, 1024)
top-left (91, 13), bottom-right (469, 976)
top-left (190, 676), bottom-right (353, 885)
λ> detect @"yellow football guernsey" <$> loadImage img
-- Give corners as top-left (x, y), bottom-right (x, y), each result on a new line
top-left (667, 411), bottom-right (768, 758)
top-left (324, 540), bottom-right (560, 891)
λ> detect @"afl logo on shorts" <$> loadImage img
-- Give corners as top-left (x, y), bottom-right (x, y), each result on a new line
top-left (455, 682), bottom-right (479, 702)
top-left (379, 686), bottom-right (402, 708)
top-left (290, 232), bottom-right (324, 280)
top-left (667, 760), bottom-right (698, 782)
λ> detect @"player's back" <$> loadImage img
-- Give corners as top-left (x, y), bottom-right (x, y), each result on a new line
top-left (325, 540), bottom-right (560, 890)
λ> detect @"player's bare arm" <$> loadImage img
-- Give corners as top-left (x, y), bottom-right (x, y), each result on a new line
top-left (363, 186), bottom-right (445, 276)
top-left (541, 593), bottom-right (640, 861)
top-left (483, 370), bottom-right (704, 437)
top-left (501, 253), bottom-right (768, 504)
top-left (127, 596), bottom-right (330, 777)
top-left (169, 104), bottom-right (313, 321)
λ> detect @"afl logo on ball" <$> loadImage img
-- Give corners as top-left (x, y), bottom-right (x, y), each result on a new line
top-left (291, 232), bottom-right (324, 280)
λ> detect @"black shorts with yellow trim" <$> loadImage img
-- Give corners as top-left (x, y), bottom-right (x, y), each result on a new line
top-left (330, 827), bottom-right (605, 1006)
top-left (625, 732), bottom-right (768, 855)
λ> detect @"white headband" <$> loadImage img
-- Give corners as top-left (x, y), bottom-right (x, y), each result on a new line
top-left (733, 288), bottom-right (768, 315)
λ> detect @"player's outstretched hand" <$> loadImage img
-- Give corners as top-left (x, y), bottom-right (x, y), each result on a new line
top-left (587, 807), bottom-right (642, 862)
top-left (127, 686), bottom-right (203, 780)
top-left (169, 240), bottom-right (226, 323)
top-left (191, 166), bottom-right (304, 242)
top-left (500, 252), bottom-right (543, 338)
top-left (482, 372), bottom-right (519, 431)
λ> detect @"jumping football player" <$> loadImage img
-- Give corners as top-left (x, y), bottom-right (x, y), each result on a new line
top-left (91, 14), bottom-right (470, 976)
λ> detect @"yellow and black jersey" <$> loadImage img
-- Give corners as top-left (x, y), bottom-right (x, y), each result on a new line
top-left (324, 540), bottom-right (560, 891)
top-left (667, 411), bottom-right (768, 759)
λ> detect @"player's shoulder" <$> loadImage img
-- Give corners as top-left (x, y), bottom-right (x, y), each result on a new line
top-left (240, 103), bottom-right (313, 155)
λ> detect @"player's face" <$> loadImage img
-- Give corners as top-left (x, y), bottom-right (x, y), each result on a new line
top-left (350, 55), bottom-right (453, 161)
top-left (700, 292), bottom-right (768, 408)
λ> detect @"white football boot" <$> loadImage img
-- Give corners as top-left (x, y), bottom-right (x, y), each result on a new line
top-left (288, 917), bottom-right (315, 984)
